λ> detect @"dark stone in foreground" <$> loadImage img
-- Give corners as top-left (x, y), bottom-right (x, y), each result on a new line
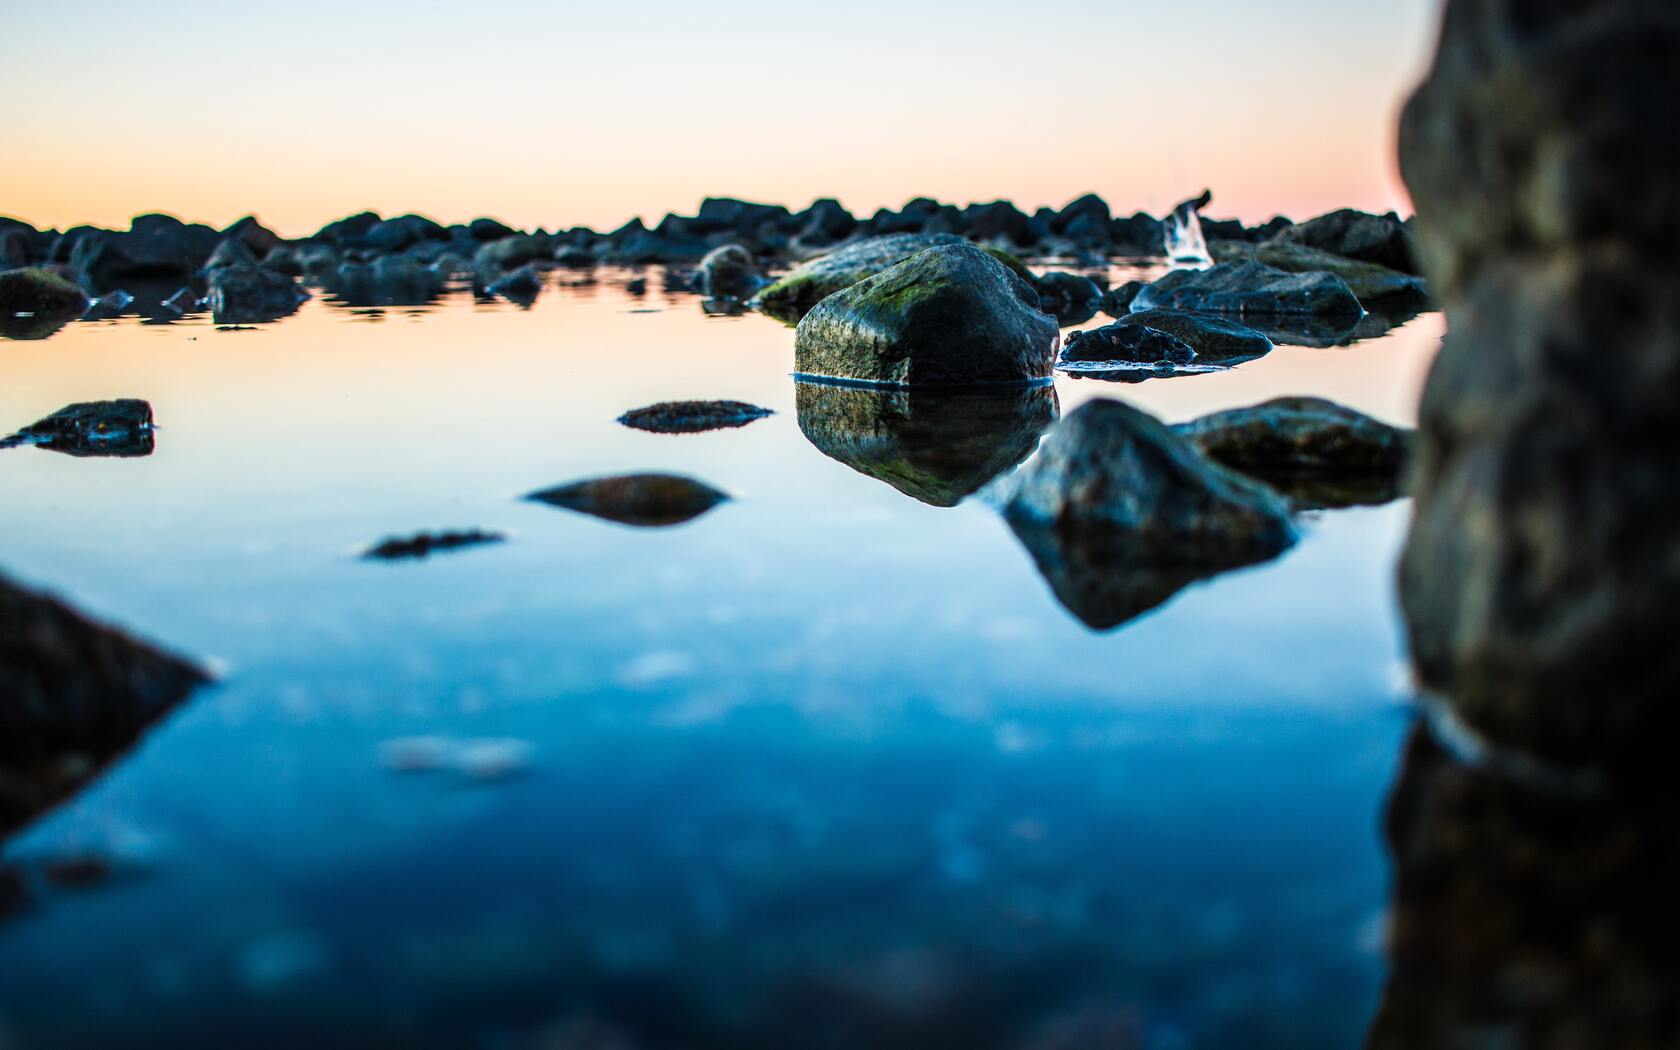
top-left (1174, 395), bottom-right (1412, 485)
top-left (1001, 398), bottom-right (1297, 559)
top-left (2, 571), bottom-right (208, 838)
top-left (618, 400), bottom-right (773, 434)
top-left (363, 530), bottom-right (506, 561)
top-left (1114, 309), bottom-right (1274, 364)
top-left (793, 244), bottom-right (1058, 387)
top-left (795, 380), bottom-right (1058, 507)
top-left (1397, 0), bottom-right (1680, 770)
top-left (754, 233), bottom-right (965, 320)
top-left (526, 474), bottom-right (729, 527)
top-left (1369, 727), bottom-right (1680, 1048)
top-left (1, 400), bottom-right (155, 457)
top-left (1131, 260), bottom-right (1364, 319)
top-left (1057, 323), bottom-right (1199, 382)
top-left (0, 268), bottom-right (91, 340)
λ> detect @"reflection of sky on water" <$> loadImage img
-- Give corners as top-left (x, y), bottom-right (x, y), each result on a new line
top-left (0, 273), bottom-right (1440, 1047)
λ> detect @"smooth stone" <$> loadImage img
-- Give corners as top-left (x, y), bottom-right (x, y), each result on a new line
top-left (486, 264), bottom-right (542, 306)
top-left (1117, 309), bottom-right (1274, 364)
top-left (795, 380), bottom-right (1058, 507)
top-left (695, 244), bottom-right (764, 300)
top-left (1211, 238), bottom-right (1429, 303)
top-left (526, 474), bottom-right (729, 527)
top-left (1275, 207), bottom-right (1419, 275)
top-left (1131, 260), bottom-right (1365, 319)
top-left (206, 265), bottom-right (305, 324)
top-left (1033, 271), bottom-right (1104, 325)
top-left (754, 232), bottom-right (966, 319)
top-left (617, 400), bottom-right (773, 434)
top-left (793, 243), bottom-right (1058, 387)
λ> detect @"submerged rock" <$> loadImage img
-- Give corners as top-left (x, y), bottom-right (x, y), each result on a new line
top-left (526, 473), bottom-right (729, 527)
top-left (1174, 396), bottom-right (1413, 508)
top-left (1, 570), bottom-right (208, 838)
top-left (1211, 238), bottom-right (1428, 303)
top-left (206, 265), bottom-right (305, 324)
top-left (796, 380), bottom-right (1058, 506)
top-left (1131, 260), bottom-right (1364, 319)
top-left (1, 400), bottom-right (155, 457)
top-left (1114, 309), bottom-right (1274, 364)
top-left (1101, 280), bottom-right (1145, 317)
top-left (793, 244), bottom-right (1058, 387)
top-left (0, 268), bottom-right (91, 340)
top-left (486, 263), bottom-right (542, 306)
top-left (362, 529), bottom-right (505, 561)
top-left (617, 400), bottom-right (773, 434)
top-left (754, 233), bottom-right (965, 320)
top-left (695, 244), bottom-right (764, 301)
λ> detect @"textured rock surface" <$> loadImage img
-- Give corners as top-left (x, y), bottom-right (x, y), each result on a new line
top-left (793, 244), bottom-right (1058, 387)
top-left (617, 400), bottom-right (773, 434)
top-left (1210, 239), bottom-right (1428, 303)
top-left (1275, 208), bottom-right (1419, 274)
top-left (1397, 0), bottom-right (1680, 769)
top-left (1113, 310), bottom-right (1274, 364)
top-left (795, 380), bottom-right (1057, 506)
top-left (526, 474), bottom-right (729, 527)
top-left (1131, 260), bottom-right (1364, 319)
top-left (754, 233), bottom-right (965, 319)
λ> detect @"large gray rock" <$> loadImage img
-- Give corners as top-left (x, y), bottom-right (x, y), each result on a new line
top-left (1210, 239), bottom-right (1428, 304)
top-left (754, 233), bottom-right (965, 319)
top-left (1131, 260), bottom-right (1365, 319)
top-left (793, 244), bottom-right (1058, 387)
top-left (1397, 0), bottom-right (1680, 770)
top-left (796, 380), bottom-right (1057, 506)
top-left (1275, 208), bottom-right (1419, 275)
top-left (1000, 398), bottom-right (1297, 629)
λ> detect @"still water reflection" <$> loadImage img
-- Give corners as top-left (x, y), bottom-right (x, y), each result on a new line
top-left (2, 268), bottom-right (1443, 1048)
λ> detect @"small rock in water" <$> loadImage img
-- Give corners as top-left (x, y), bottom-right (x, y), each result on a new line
top-left (487, 263), bottom-right (543, 306)
top-left (207, 265), bottom-right (305, 324)
top-left (1032, 271), bottom-right (1104, 325)
top-left (793, 244), bottom-right (1058, 387)
top-left (1211, 238), bottom-right (1428, 304)
top-left (1131, 260), bottom-right (1365, 319)
top-left (1, 399), bottom-right (156, 457)
top-left (1101, 279), bottom-right (1146, 317)
top-left (617, 400), bottom-right (773, 434)
top-left (526, 473), bottom-right (730, 527)
top-left (1111, 309), bottom-right (1274, 364)
top-left (0, 267), bottom-right (91, 339)
top-left (378, 736), bottom-right (533, 782)
top-left (1058, 324), bottom-right (1198, 382)
top-left (361, 529), bottom-right (506, 561)
top-left (694, 244), bottom-right (764, 300)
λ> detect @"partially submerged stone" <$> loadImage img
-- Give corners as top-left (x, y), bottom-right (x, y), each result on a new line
top-left (1001, 398), bottom-right (1297, 560)
top-left (526, 473), bottom-right (729, 527)
top-left (1101, 279), bottom-right (1146, 317)
top-left (1, 400), bottom-right (155, 457)
top-left (1, 571), bottom-right (208, 837)
top-left (206, 265), bottom-right (305, 324)
top-left (754, 233), bottom-right (965, 319)
top-left (793, 244), bottom-right (1058, 387)
top-left (0, 268), bottom-right (91, 340)
top-left (1058, 323), bottom-right (1199, 382)
top-left (695, 244), bottom-right (764, 301)
top-left (486, 263), bottom-right (542, 306)
top-left (617, 400), bottom-right (773, 434)
top-left (362, 529), bottom-right (506, 561)
top-left (1115, 309), bottom-right (1274, 364)
top-left (796, 380), bottom-right (1058, 506)
top-left (1211, 238), bottom-right (1428, 303)
top-left (1174, 396), bottom-right (1413, 507)
top-left (1033, 271), bottom-right (1104, 325)
top-left (1131, 260), bottom-right (1365, 319)
top-left (1276, 207), bottom-right (1419, 275)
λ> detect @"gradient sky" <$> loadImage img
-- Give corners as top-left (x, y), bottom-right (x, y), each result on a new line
top-left (2, 0), bottom-right (1441, 237)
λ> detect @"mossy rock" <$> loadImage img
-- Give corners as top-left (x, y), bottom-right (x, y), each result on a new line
top-left (754, 233), bottom-right (965, 320)
top-left (0, 268), bottom-right (90, 339)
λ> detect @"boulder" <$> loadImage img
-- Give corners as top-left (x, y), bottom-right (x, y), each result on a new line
top-left (0, 268), bottom-right (91, 329)
top-left (617, 400), bottom-right (773, 434)
top-left (1050, 193), bottom-right (1112, 242)
top-left (1033, 271), bottom-right (1104, 325)
top-left (67, 216), bottom-right (222, 285)
top-left (474, 234), bottom-right (551, 275)
top-left (206, 265), bottom-right (305, 324)
top-left (1397, 0), bottom-right (1680, 770)
top-left (1210, 238), bottom-right (1428, 303)
top-left (468, 218), bottom-right (517, 242)
top-left (1174, 396), bottom-right (1413, 507)
top-left (1057, 323), bottom-right (1199, 382)
top-left (690, 197), bottom-right (790, 234)
top-left (795, 380), bottom-right (1058, 506)
top-left (1, 400), bottom-right (155, 458)
top-left (695, 244), bottom-right (764, 300)
top-left (1130, 260), bottom-right (1365, 319)
top-left (201, 236), bottom-right (260, 273)
top-left (754, 232), bottom-right (966, 319)
top-left (1276, 208), bottom-right (1419, 275)
top-left (1000, 398), bottom-right (1296, 559)
top-left (360, 214), bottom-right (448, 253)
top-left (961, 200), bottom-right (1036, 246)
top-left (793, 244), bottom-right (1059, 387)
top-left (314, 211), bottom-right (382, 245)
top-left (221, 216), bottom-right (284, 258)
top-left (1114, 309), bottom-right (1274, 363)
top-left (2, 570), bottom-right (207, 837)
top-left (526, 474), bottom-right (729, 527)
top-left (792, 198), bottom-right (857, 245)
top-left (1101, 280), bottom-right (1145, 317)
top-left (486, 263), bottom-right (542, 306)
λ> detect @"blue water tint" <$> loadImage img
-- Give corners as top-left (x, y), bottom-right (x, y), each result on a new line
top-left (0, 271), bottom-right (1441, 1048)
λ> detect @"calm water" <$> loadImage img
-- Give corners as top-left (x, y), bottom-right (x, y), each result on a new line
top-left (0, 266), bottom-right (1443, 1049)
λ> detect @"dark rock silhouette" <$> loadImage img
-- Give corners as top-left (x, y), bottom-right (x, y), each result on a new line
top-left (1, 400), bottom-right (155, 458)
top-left (1209, 239), bottom-right (1428, 305)
top-left (526, 474), bottom-right (729, 527)
top-left (1398, 0), bottom-right (1680, 769)
top-left (0, 267), bottom-right (91, 340)
top-left (1132, 260), bottom-right (1365, 319)
top-left (695, 244), bottom-right (764, 301)
top-left (795, 380), bottom-right (1057, 507)
top-left (618, 400), bottom-right (773, 434)
top-left (1276, 208), bottom-right (1418, 275)
top-left (793, 245), bottom-right (1058, 386)
top-left (362, 529), bottom-right (505, 561)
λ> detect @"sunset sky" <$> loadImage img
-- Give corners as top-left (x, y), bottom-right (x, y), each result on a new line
top-left (3, 0), bottom-right (1441, 237)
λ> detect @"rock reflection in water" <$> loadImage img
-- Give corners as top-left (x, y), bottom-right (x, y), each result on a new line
top-left (1368, 727), bottom-right (1680, 1048)
top-left (794, 380), bottom-right (1058, 507)
top-left (1007, 518), bottom-right (1282, 631)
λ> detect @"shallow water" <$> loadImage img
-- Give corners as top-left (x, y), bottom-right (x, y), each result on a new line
top-left (0, 267), bottom-right (1442, 1049)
